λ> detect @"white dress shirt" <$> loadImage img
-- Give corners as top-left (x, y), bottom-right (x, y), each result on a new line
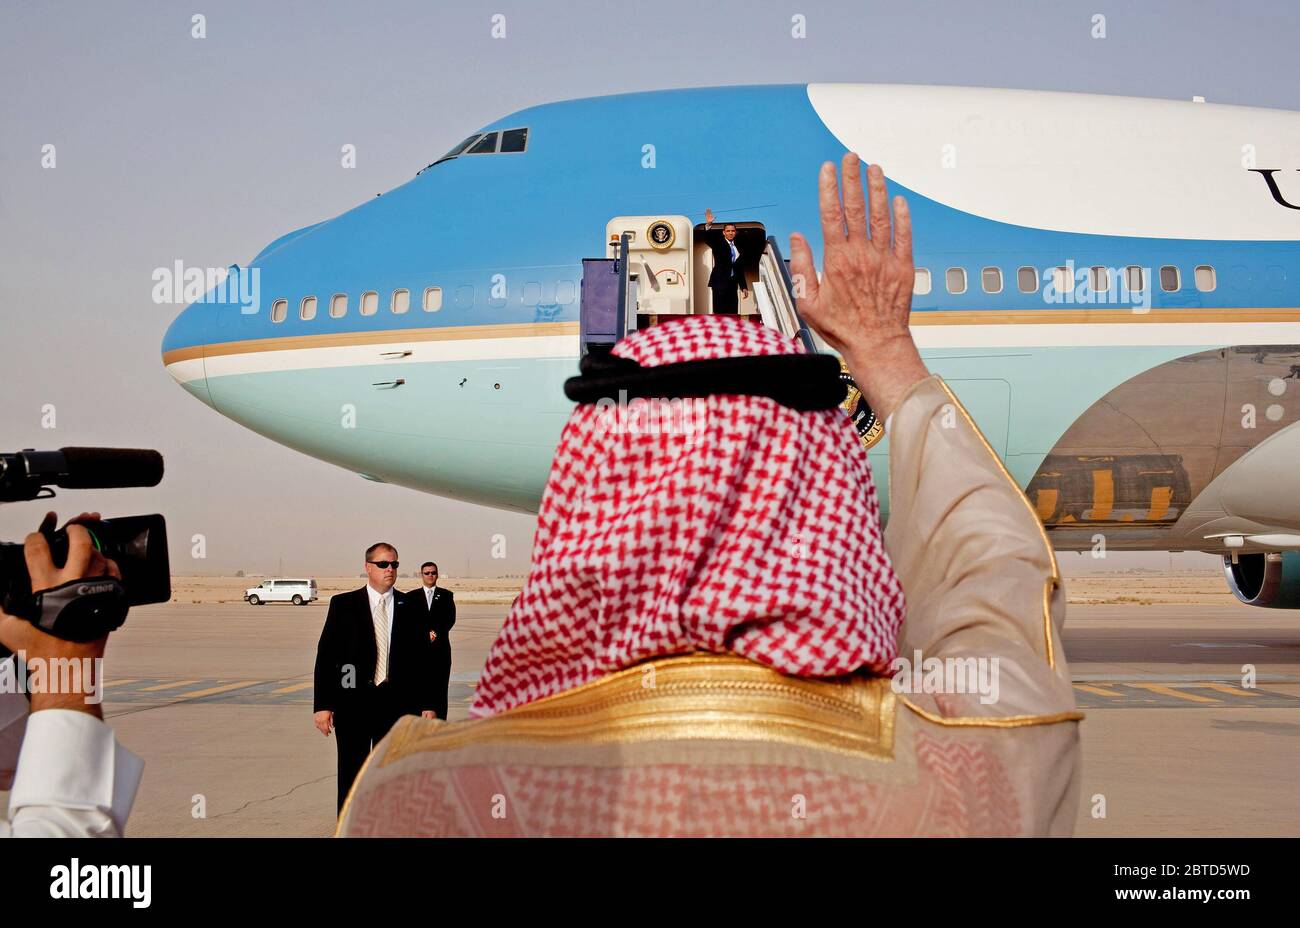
top-left (1, 707), bottom-right (143, 838)
top-left (366, 584), bottom-right (395, 652)
top-left (423, 585), bottom-right (437, 609)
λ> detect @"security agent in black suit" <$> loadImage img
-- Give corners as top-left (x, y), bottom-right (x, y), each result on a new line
top-left (701, 208), bottom-right (750, 314)
top-left (409, 561), bottom-right (456, 722)
top-left (313, 543), bottom-right (441, 813)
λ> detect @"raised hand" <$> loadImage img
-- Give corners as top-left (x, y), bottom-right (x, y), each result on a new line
top-left (789, 153), bottom-right (929, 420)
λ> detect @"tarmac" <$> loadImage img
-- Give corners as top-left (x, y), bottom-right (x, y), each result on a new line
top-left (3, 598), bottom-right (1297, 837)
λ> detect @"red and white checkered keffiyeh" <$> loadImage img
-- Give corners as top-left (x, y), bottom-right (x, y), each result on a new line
top-left (470, 315), bottom-right (905, 718)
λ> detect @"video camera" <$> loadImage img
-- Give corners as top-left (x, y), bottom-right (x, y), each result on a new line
top-left (0, 448), bottom-right (170, 648)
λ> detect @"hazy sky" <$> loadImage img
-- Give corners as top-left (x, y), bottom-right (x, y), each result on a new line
top-left (1, 0), bottom-right (1293, 576)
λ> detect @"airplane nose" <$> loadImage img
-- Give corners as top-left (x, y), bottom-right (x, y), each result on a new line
top-left (161, 299), bottom-right (214, 406)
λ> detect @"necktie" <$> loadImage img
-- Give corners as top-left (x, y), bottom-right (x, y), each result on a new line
top-left (374, 595), bottom-right (390, 685)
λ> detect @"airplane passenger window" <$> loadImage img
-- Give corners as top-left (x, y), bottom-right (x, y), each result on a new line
top-left (1017, 266), bottom-right (1037, 293)
top-left (556, 280), bottom-right (576, 304)
top-left (1052, 266), bottom-right (1072, 294)
top-left (1125, 266), bottom-right (1145, 292)
top-left (913, 268), bottom-right (931, 295)
top-left (500, 128), bottom-right (528, 153)
top-left (981, 267), bottom-right (1002, 293)
top-left (391, 289), bottom-right (410, 314)
top-left (330, 293), bottom-right (348, 318)
top-left (946, 268), bottom-right (966, 294)
top-left (1089, 266), bottom-right (1110, 292)
top-left (1194, 265), bottom-right (1216, 291)
top-left (300, 296), bottom-right (317, 321)
top-left (423, 287), bottom-right (442, 312)
top-left (360, 290), bottom-right (379, 316)
top-left (468, 132), bottom-right (499, 154)
top-left (271, 299), bottom-right (287, 323)
top-left (522, 282), bottom-right (542, 305)
top-left (1160, 265), bottom-right (1181, 291)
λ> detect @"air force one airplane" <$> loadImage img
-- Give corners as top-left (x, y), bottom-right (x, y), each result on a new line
top-left (163, 83), bottom-right (1300, 608)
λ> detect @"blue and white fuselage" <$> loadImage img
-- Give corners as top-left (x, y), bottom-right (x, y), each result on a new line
top-left (163, 83), bottom-right (1300, 601)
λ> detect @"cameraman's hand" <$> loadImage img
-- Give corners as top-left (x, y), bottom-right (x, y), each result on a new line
top-left (25, 511), bottom-right (122, 591)
top-left (789, 154), bottom-right (930, 421)
top-left (0, 512), bottom-right (120, 719)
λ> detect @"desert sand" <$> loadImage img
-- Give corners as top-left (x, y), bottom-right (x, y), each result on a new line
top-left (169, 570), bottom-right (1236, 607)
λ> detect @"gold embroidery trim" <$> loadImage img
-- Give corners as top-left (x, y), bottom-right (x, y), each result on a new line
top-left (899, 695), bottom-right (1083, 728)
top-left (1043, 576), bottom-right (1057, 670)
top-left (378, 653), bottom-right (897, 765)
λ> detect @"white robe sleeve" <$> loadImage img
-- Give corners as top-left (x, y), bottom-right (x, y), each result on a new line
top-left (1, 709), bottom-right (143, 838)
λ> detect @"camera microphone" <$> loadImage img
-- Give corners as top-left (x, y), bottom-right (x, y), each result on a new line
top-left (54, 448), bottom-right (164, 489)
top-left (0, 448), bottom-right (163, 502)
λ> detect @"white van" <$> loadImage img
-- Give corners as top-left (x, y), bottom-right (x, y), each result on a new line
top-left (244, 579), bottom-right (318, 606)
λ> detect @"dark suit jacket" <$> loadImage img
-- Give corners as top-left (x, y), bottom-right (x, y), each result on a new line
top-left (701, 228), bottom-right (747, 289)
top-left (312, 586), bottom-right (440, 718)
top-left (408, 586), bottom-right (456, 720)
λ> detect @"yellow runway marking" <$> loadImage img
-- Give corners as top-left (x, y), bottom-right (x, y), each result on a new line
top-left (139, 679), bottom-right (201, 692)
top-left (1074, 684), bottom-right (1123, 698)
top-left (270, 682), bottom-right (313, 694)
top-left (1198, 683), bottom-right (1262, 698)
top-left (167, 681), bottom-right (260, 701)
top-left (102, 679), bottom-right (140, 688)
top-left (1129, 683), bottom-right (1221, 703)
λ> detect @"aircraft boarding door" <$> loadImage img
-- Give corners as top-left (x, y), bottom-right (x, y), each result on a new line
top-left (580, 233), bottom-right (632, 355)
top-left (582, 217), bottom-right (693, 354)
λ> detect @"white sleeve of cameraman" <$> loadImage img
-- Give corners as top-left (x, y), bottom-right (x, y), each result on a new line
top-left (1, 709), bottom-right (143, 838)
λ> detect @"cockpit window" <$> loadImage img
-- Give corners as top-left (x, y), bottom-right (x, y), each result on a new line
top-left (445, 134), bottom-right (481, 158)
top-left (468, 132), bottom-right (499, 154)
top-left (417, 127), bottom-right (529, 174)
top-left (500, 128), bottom-right (528, 152)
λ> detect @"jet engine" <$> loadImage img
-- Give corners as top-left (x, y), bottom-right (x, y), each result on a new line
top-left (1222, 551), bottom-right (1300, 608)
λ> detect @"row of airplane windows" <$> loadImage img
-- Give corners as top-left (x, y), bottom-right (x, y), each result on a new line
top-left (267, 263), bottom-right (1225, 323)
top-left (268, 281), bottom-right (581, 322)
top-left (916, 263), bottom-right (1219, 296)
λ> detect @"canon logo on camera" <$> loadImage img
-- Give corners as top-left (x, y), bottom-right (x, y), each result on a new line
top-left (77, 582), bottom-right (118, 596)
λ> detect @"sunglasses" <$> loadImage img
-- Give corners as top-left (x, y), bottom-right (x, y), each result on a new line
top-left (367, 560), bottom-right (399, 570)
top-left (422, 569), bottom-right (438, 575)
